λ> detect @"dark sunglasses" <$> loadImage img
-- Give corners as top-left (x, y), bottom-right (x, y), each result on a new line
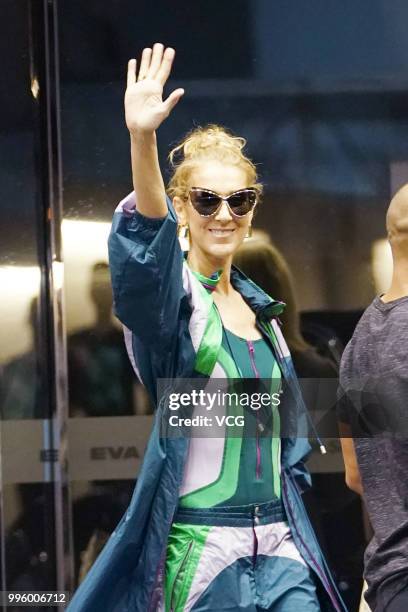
top-left (188, 187), bottom-right (257, 218)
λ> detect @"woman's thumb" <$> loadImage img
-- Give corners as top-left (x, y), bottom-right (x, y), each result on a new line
top-left (163, 88), bottom-right (185, 114)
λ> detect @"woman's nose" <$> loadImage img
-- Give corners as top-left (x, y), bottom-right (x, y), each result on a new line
top-left (214, 200), bottom-right (233, 221)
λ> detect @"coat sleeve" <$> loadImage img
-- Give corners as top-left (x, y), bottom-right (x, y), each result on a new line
top-left (271, 319), bottom-right (313, 493)
top-left (285, 355), bottom-right (313, 494)
top-left (108, 192), bottom-right (185, 346)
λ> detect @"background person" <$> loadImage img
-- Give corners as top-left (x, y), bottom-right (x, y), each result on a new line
top-left (233, 239), bottom-right (338, 378)
top-left (338, 185), bottom-right (408, 612)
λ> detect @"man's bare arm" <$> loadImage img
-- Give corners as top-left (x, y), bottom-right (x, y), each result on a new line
top-left (339, 421), bottom-right (364, 496)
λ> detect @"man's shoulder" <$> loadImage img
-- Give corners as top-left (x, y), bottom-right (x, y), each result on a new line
top-left (343, 299), bottom-right (378, 348)
top-left (340, 295), bottom-right (408, 381)
top-left (339, 299), bottom-right (379, 376)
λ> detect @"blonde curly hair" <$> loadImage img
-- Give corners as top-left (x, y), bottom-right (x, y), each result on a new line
top-left (167, 124), bottom-right (263, 200)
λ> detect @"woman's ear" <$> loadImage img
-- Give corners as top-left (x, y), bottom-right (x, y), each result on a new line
top-left (173, 196), bottom-right (187, 226)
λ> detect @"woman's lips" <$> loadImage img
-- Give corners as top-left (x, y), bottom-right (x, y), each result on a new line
top-left (208, 229), bottom-right (235, 237)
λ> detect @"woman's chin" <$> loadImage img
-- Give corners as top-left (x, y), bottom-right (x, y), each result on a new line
top-left (205, 242), bottom-right (239, 261)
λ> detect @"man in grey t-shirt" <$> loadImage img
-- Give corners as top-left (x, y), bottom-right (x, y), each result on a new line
top-left (338, 185), bottom-right (408, 612)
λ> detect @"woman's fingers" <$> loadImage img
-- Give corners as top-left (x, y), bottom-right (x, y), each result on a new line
top-left (137, 47), bottom-right (152, 81)
top-left (162, 88), bottom-right (185, 115)
top-left (127, 59), bottom-right (137, 88)
top-left (156, 47), bottom-right (175, 86)
top-left (147, 42), bottom-right (164, 79)
top-left (130, 43), bottom-right (176, 88)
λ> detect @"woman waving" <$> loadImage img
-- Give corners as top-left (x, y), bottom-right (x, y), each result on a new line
top-left (67, 43), bottom-right (347, 612)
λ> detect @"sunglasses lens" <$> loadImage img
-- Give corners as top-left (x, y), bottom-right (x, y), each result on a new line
top-left (227, 190), bottom-right (257, 216)
top-left (190, 189), bottom-right (257, 217)
top-left (190, 190), bottom-right (221, 216)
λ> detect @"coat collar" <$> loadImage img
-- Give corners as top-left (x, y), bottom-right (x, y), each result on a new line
top-left (230, 265), bottom-right (286, 320)
top-left (189, 262), bottom-right (286, 321)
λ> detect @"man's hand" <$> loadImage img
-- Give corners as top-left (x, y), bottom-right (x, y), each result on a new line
top-left (125, 43), bottom-right (184, 135)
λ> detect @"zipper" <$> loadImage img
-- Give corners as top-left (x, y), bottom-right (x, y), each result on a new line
top-left (147, 511), bottom-right (175, 612)
top-left (281, 469), bottom-right (343, 612)
top-left (247, 340), bottom-right (262, 480)
top-left (247, 339), bottom-right (261, 379)
top-left (251, 520), bottom-right (258, 567)
top-left (170, 540), bottom-right (195, 612)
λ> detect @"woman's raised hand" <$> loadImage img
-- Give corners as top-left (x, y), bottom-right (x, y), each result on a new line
top-left (125, 43), bottom-right (184, 135)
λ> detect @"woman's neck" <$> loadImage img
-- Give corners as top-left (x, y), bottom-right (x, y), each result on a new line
top-left (187, 249), bottom-right (234, 295)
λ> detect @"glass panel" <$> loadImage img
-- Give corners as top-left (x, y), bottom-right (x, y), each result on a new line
top-left (58, 2), bottom-right (408, 608)
top-left (0, 0), bottom-right (57, 600)
top-left (70, 480), bottom-right (133, 587)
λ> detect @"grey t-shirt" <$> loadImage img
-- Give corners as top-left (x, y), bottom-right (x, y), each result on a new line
top-left (338, 295), bottom-right (408, 611)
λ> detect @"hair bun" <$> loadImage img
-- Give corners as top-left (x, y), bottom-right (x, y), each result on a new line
top-left (169, 124), bottom-right (246, 165)
top-left (167, 124), bottom-right (262, 200)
